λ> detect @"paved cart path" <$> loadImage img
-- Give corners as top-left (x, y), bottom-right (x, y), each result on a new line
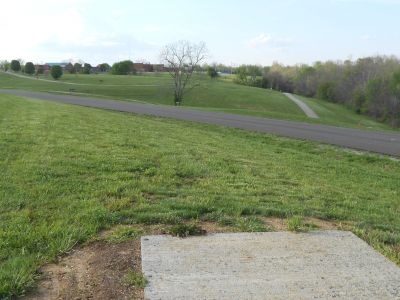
top-left (1, 89), bottom-right (399, 156)
top-left (283, 92), bottom-right (319, 118)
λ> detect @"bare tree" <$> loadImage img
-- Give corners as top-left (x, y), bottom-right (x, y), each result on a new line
top-left (160, 40), bottom-right (207, 105)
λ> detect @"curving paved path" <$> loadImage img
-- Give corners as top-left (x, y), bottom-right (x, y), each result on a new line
top-left (1, 89), bottom-right (399, 156)
top-left (284, 92), bottom-right (319, 118)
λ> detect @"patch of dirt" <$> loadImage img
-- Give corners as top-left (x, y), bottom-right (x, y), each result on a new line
top-left (304, 217), bottom-right (340, 230)
top-left (262, 217), bottom-right (287, 231)
top-left (21, 240), bottom-right (143, 300)
top-left (262, 216), bottom-right (350, 231)
top-left (195, 221), bottom-right (237, 234)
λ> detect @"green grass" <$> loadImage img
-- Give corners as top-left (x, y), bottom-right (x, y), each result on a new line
top-left (298, 95), bottom-right (391, 130)
top-left (0, 71), bottom-right (304, 119)
top-left (0, 71), bottom-right (393, 130)
top-left (124, 269), bottom-right (147, 288)
top-left (104, 226), bottom-right (143, 243)
top-left (1, 95), bottom-right (399, 298)
top-left (286, 216), bottom-right (306, 232)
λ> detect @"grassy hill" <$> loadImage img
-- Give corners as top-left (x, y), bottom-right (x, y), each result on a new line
top-left (1, 95), bottom-right (399, 297)
top-left (0, 71), bottom-right (392, 130)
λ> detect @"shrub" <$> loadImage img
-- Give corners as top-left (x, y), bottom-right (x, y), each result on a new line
top-left (207, 66), bottom-right (219, 79)
top-left (112, 60), bottom-right (134, 75)
top-left (50, 65), bottom-right (63, 80)
top-left (10, 60), bottom-right (21, 72)
top-left (317, 82), bottom-right (336, 102)
top-left (352, 88), bottom-right (366, 114)
top-left (24, 62), bottom-right (35, 75)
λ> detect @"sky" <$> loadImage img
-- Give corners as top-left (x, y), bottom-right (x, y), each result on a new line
top-left (1, 0), bottom-right (399, 66)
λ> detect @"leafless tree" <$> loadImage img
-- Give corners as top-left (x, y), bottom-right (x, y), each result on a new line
top-left (160, 40), bottom-right (207, 105)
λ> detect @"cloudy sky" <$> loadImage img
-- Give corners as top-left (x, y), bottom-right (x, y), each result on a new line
top-left (1, 0), bottom-right (399, 66)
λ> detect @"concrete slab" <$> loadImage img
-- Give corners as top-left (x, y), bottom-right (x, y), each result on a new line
top-left (141, 231), bottom-right (400, 300)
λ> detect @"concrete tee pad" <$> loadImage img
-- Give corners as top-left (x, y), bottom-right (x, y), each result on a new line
top-left (141, 231), bottom-right (400, 300)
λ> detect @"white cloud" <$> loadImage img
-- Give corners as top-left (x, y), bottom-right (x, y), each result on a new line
top-left (0, 0), bottom-right (161, 64)
top-left (249, 34), bottom-right (272, 47)
top-left (247, 33), bottom-right (292, 50)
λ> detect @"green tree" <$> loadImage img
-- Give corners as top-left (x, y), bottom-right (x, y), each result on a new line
top-left (10, 60), bottom-right (21, 72)
top-left (247, 65), bottom-right (262, 86)
top-left (83, 63), bottom-right (92, 74)
top-left (111, 60), bottom-right (134, 75)
top-left (50, 65), bottom-right (63, 80)
top-left (24, 62), bottom-right (35, 75)
top-left (73, 63), bottom-right (82, 73)
top-left (317, 82), bottom-right (336, 102)
top-left (207, 66), bottom-right (219, 79)
top-left (0, 60), bottom-right (10, 71)
top-left (235, 65), bottom-right (248, 84)
top-left (98, 63), bottom-right (111, 72)
top-left (389, 71), bottom-right (400, 127)
top-left (65, 63), bottom-right (74, 74)
top-left (390, 70), bottom-right (400, 96)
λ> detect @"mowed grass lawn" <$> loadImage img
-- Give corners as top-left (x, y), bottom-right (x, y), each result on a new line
top-left (298, 95), bottom-right (393, 130)
top-left (0, 72), bottom-right (304, 119)
top-left (0, 71), bottom-right (392, 131)
top-left (1, 95), bottom-right (399, 297)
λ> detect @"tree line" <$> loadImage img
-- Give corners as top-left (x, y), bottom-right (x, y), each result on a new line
top-left (233, 56), bottom-right (400, 127)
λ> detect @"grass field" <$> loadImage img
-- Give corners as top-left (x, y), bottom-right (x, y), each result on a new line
top-left (0, 71), bottom-right (393, 131)
top-left (1, 95), bottom-right (399, 298)
top-left (297, 95), bottom-right (392, 129)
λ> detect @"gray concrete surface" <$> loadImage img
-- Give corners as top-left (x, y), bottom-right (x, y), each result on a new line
top-left (1, 89), bottom-right (400, 156)
top-left (141, 231), bottom-right (400, 300)
top-left (284, 92), bottom-right (319, 118)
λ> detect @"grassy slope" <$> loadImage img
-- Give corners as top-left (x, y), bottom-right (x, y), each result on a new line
top-left (1, 95), bottom-right (399, 297)
top-left (0, 72), bottom-right (304, 120)
top-left (0, 71), bottom-right (393, 130)
top-left (298, 95), bottom-right (391, 130)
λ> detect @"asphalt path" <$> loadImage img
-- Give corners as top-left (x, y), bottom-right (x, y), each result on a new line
top-left (1, 89), bottom-right (399, 156)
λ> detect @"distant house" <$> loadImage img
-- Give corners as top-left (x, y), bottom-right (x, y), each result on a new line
top-left (132, 63), bottom-right (167, 73)
top-left (35, 64), bottom-right (49, 71)
top-left (133, 63), bottom-right (153, 73)
top-left (152, 64), bottom-right (165, 72)
top-left (91, 66), bottom-right (100, 74)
